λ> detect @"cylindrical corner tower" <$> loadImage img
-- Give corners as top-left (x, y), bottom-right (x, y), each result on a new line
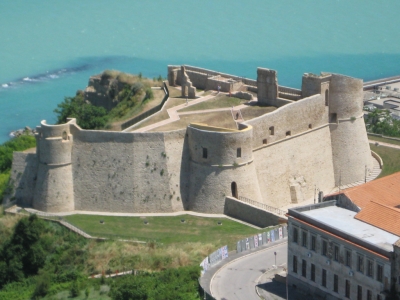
top-left (328, 74), bottom-right (373, 186)
top-left (32, 121), bottom-right (74, 212)
top-left (187, 123), bottom-right (262, 213)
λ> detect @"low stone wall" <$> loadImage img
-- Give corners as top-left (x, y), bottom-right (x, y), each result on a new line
top-left (224, 196), bottom-right (283, 228)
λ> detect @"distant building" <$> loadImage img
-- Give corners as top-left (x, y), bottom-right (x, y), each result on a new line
top-left (287, 172), bottom-right (400, 300)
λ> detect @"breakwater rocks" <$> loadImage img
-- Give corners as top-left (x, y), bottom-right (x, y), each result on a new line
top-left (9, 126), bottom-right (36, 138)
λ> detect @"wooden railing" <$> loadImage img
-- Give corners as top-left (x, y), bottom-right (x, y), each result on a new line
top-left (238, 196), bottom-right (287, 216)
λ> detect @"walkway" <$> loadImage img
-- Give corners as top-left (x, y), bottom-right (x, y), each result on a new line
top-left (132, 92), bottom-right (255, 132)
top-left (369, 139), bottom-right (400, 150)
top-left (207, 239), bottom-right (287, 300)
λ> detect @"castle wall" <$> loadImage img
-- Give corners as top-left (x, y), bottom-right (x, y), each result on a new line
top-left (245, 94), bottom-right (328, 148)
top-left (252, 125), bottom-right (335, 208)
top-left (186, 124), bottom-right (262, 213)
top-left (33, 121), bottom-right (74, 212)
top-left (328, 74), bottom-right (373, 185)
top-left (70, 126), bottom-right (187, 213)
top-left (7, 152), bottom-right (38, 207)
top-left (224, 196), bottom-right (283, 228)
top-left (245, 95), bottom-right (335, 207)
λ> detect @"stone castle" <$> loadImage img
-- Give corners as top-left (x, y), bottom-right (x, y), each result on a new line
top-left (7, 65), bottom-right (373, 214)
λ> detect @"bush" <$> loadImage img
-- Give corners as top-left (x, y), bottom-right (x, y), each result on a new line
top-left (0, 135), bottom-right (36, 173)
top-left (32, 272), bottom-right (51, 299)
top-left (109, 266), bottom-right (201, 300)
top-left (54, 95), bottom-right (109, 129)
top-left (69, 280), bottom-right (80, 298)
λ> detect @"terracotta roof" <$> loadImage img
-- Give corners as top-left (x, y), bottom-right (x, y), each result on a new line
top-left (329, 172), bottom-right (400, 236)
top-left (355, 201), bottom-right (400, 236)
top-left (341, 172), bottom-right (400, 209)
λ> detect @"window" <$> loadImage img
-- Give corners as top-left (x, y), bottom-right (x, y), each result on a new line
top-left (377, 264), bottom-right (383, 282)
top-left (357, 254), bottom-right (364, 273)
top-left (202, 148), bottom-right (208, 159)
top-left (345, 249), bottom-right (352, 267)
top-left (367, 259), bottom-right (373, 277)
top-left (302, 231), bottom-right (307, 248)
top-left (311, 235), bottom-right (316, 251)
top-left (263, 138), bottom-right (267, 144)
top-left (357, 285), bottom-right (362, 300)
top-left (325, 89), bottom-right (329, 106)
top-left (322, 269), bottom-right (327, 287)
top-left (302, 259), bottom-right (307, 277)
top-left (293, 255), bottom-right (298, 273)
top-left (237, 148), bottom-right (241, 158)
top-left (334, 245), bottom-right (339, 262)
top-left (311, 264), bottom-right (315, 282)
top-left (269, 126), bottom-right (274, 135)
top-left (308, 124), bottom-right (312, 129)
top-left (367, 290), bottom-right (372, 300)
top-left (333, 274), bottom-right (338, 293)
top-left (322, 240), bottom-right (328, 256)
top-left (293, 228), bottom-right (298, 243)
top-left (345, 280), bottom-right (350, 298)
top-left (286, 131), bottom-right (291, 137)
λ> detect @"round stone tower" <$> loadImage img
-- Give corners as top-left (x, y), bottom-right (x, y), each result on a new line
top-left (32, 120), bottom-right (74, 212)
top-left (187, 123), bottom-right (262, 213)
top-left (328, 74), bottom-right (373, 186)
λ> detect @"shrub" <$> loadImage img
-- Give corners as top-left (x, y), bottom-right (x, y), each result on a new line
top-left (69, 280), bottom-right (80, 298)
top-left (54, 95), bottom-right (109, 129)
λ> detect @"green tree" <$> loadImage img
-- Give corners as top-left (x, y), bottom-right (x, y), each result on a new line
top-left (54, 95), bottom-right (109, 129)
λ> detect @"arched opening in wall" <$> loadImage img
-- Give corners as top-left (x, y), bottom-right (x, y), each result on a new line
top-left (308, 124), bottom-right (312, 129)
top-left (231, 182), bottom-right (238, 198)
top-left (329, 113), bottom-right (337, 123)
top-left (286, 131), bottom-right (291, 137)
top-left (237, 148), bottom-right (241, 158)
top-left (263, 139), bottom-right (268, 144)
top-left (202, 148), bottom-right (208, 159)
top-left (325, 89), bottom-right (329, 106)
top-left (62, 131), bottom-right (68, 141)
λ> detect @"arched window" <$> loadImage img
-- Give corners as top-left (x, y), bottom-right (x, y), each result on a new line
top-left (231, 182), bottom-right (238, 198)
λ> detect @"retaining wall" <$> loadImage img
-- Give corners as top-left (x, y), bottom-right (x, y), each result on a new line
top-left (224, 196), bottom-right (283, 228)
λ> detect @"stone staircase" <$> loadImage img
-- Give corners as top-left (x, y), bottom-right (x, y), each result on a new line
top-left (338, 155), bottom-right (382, 190)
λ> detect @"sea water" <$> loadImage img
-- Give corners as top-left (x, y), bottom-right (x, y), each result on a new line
top-left (1, 0), bottom-right (400, 143)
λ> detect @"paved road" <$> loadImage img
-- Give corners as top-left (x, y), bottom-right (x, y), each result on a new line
top-left (211, 242), bottom-right (288, 300)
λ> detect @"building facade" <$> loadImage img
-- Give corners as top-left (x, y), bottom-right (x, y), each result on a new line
top-left (287, 201), bottom-right (400, 300)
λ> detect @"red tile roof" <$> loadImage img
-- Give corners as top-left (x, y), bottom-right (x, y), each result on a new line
top-left (355, 201), bottom-right (400, 236)
top-left (336, 172), bottom-right (400, 236)
top-left (342, 172), bottom-right (400, 209)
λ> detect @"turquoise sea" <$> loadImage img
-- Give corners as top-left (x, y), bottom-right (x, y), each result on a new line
top-left (1, 0), bottom-right (400, 143)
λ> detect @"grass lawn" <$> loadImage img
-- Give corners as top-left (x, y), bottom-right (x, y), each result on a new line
top-left (368, 134), bottom-right (400, 146)
top-left (370, 144), bottom-right (400, 178)
top-left (150, 111), bottom-right (237, 132)
top-left (241, 105), bottom-right (277, 120)
top-left (43, 286), bottom-right (111, 300)
top-left (129, 97), bottom-right (190, 130)
top-left (178, 95), bottom-right (247, 112)
top-left (64, 214), bottom-right (266, 250)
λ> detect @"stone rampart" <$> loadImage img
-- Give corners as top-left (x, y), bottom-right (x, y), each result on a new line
top-left (186, 124), bottom-right (262, 213)
top-left (328, 74), bottom-right (373, 186)
top-left (8, 65), bottom-right (373, 218)
top-left (224, 196), bottom-right (282, 228)
top-left (71, 126), bottom-right (187, 213)
top-left (245, 94), bottom-right (326, 148)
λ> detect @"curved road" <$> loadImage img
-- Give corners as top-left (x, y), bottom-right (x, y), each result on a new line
top-left (211, 242), bottom-right (288, 300)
